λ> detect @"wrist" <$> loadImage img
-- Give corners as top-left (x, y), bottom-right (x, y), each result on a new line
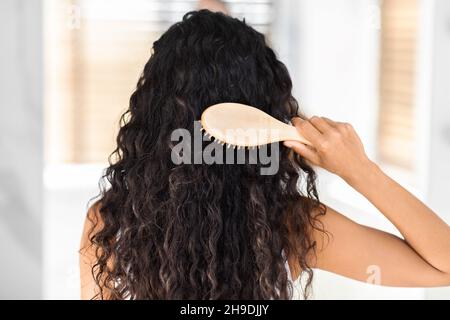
top-left (343, 159), bottom-right (380, 188)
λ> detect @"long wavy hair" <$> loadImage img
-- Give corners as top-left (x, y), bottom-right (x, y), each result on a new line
top-left (88, 10), bottom-right (326, 300)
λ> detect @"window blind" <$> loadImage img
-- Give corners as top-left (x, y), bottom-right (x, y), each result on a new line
top-left (45, 0), bottom-right (273, 163)
top-left (378, 0), bottom-right (418, 168)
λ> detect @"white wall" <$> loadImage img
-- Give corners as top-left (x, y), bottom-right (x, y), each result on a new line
top-left (291, 0), bottom-right (381, 160)
top-left (0, 0), bottom-right (43, 299)
top-left (419, 0), bottom-right (450, 299)
top-left (423, 0), bottom-right (450, 224)
top-left (43, 165), bottom-right (103, 299)
top-left (39, 0), bottom-right (450, 299)
top-left (277, 0), bottom-right (429, 299)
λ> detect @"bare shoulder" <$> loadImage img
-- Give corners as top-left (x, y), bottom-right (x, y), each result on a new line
top-left (79, 201), bottom-right (104, 299)
top-left (80, 201), bottom-right (103, 252)
top-left (309, 203), bottom-right (363, 258)
top-left (294, 198), bottom-right (353, 245)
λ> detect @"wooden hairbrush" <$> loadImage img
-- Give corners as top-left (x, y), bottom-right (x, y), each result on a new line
top-left (200, 103), bottom-right (311, 149)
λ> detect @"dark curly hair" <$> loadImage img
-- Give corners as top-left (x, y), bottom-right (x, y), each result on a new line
top-left (88, 9), bottom-right (326, 300)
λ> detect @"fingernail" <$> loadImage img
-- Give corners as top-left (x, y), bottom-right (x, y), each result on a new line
top-left (283, 141), bottom-right (293, 148)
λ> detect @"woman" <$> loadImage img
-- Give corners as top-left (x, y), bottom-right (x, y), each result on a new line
top-left (79, 10), bottom-right (450, 299)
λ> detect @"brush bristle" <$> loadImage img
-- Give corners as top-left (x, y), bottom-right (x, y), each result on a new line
top-left (201, 125), bottom-right (260, 150)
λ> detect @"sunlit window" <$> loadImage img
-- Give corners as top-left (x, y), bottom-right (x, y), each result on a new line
top-left (378, 0), bottom-right (418, 169)
top-left (44, 0), bottom-right (273, 164)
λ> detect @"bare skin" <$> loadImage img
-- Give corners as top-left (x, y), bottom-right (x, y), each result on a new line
top-left (284, 116), bottom-right (450, 286)
top-left (79, 203), bottom-right (105, 300)
top-left (197, 0), bottom-right (228, 13)
top-left (80, 116), bottom-right (450, 299)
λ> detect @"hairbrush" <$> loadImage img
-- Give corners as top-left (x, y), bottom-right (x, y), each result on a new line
top-left (200, 103), bottom-right (311, 149)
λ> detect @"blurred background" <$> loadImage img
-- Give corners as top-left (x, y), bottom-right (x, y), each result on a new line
top-left (0, 0), bottom-right (449, 299)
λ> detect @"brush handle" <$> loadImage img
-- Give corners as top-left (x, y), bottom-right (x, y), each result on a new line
top-left (281, 124), bottom-right (312, 146)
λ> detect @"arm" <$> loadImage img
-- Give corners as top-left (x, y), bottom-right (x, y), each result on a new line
top-left (284, 116), bottom-right (450, 287)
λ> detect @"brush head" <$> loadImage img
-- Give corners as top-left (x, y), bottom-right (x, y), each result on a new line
top-left (200, 103), bottom-right (311, 148)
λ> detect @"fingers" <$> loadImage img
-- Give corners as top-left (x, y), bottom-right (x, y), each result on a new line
top-left (322, 117), bottom-right (351, 130)
top-left (290, 116), bottom-right (355, 153)
top-left (321, 117), bottom-right (338, 128)
top-left (283, 140), bottom-right (320, 165)
top-left (291, 117), bottom-right (324, 147)
top-left (309, 116), bottom-right (333, 133)
top-left (321, 117), bottom-right (354, 135)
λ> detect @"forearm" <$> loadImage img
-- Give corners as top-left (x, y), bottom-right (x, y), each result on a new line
top-left (345, 161), bottom-right (450, 274)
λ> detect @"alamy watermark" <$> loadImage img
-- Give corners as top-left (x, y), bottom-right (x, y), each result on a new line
top-left (67, 4), bottom-right (81, 30)
top-left (170, 121), bottom-right (280, 175)
top-left (366, 264), bottom-right (382, 285)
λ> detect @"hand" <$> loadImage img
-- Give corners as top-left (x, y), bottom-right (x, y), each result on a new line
top-left (284, 116), bottom-right (374, 183)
